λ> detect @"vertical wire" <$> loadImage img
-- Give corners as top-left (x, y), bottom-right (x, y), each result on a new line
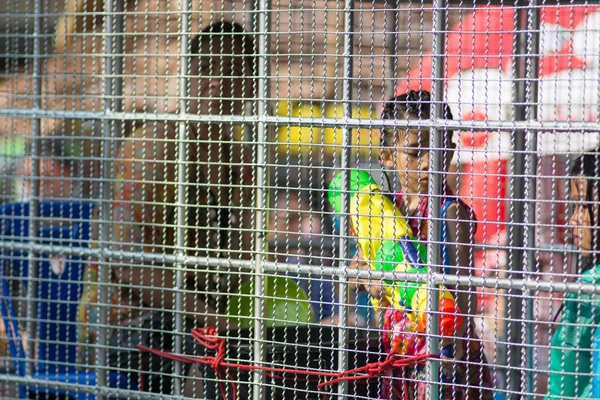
top-left (113, 1), bottom-right (123, 116)
top-left (568, 7), bottom-right (583, 396)
top-left (386, 0), bottom-right (398, 99)
top-left (253, 0), bottom-right (271, 397)
top-left (173, 0), bottom-right (190, 395)
top-left (497, 5), bottom-right (520, 390)
top-left (426, 0), bottom-right (446, 398)
top-left (524, 1), bottom-right (539, 398)
top-left (336, 0), bottom-right (354, 397)
top-left (330, 0), bottom-right (342, 380)
top-left (24, 0), bottom-right (43, 378)
top-left (506, 3), bottom-right (529, 398)
top-left (97, 0), bottom-right (123, 396)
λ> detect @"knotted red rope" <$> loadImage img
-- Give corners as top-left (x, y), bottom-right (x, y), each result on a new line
top-left (137, 326), bottom-right (436, 400)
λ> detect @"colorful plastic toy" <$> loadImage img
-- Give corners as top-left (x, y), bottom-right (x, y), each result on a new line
top-left (374, 238), bottom-right (463, 337)
top-left (328, 170), bottom-right (463, 337)
top-left (327, 170), bottom-right (412, 262)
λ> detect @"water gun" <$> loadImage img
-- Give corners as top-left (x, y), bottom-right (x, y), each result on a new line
top-left (327, 170), bottom-right (412, 261)
top-left (327, 170), bottom-right (463, 337)
top-left (375, 239), bottom-right (463, 336)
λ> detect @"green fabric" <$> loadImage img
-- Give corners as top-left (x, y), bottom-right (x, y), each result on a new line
top-left (546, 265), bottom-right (600, 400)
top-left (226, 276), bottom-right (314, 328)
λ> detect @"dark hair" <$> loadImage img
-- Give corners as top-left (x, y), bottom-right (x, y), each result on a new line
top-left (190, 21), bottom-right (256, 73)
top-left (570, 148), bottom-right (600, 269)
top-left (380, 90), bottom-right (454, 147)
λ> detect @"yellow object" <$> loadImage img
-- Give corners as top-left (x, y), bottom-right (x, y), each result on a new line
top-left (276, 101), bottom-right (323, 156)
top-left (374, 285), bottom-right (400, 312)
top-left (322, 103), bottom-right (380, 157)
top-left (411, 287), bottom-right (462, 335)
top-left (231, 124), bottom-right (245, 142)
top-left (274, 101), bottom-right (380, 157)
top-left (383, 261), bottom-right (414, 310)
top-left (411, 287), bottom-right (455, 314)
top-left (349, 183), bottom-right (412, 263)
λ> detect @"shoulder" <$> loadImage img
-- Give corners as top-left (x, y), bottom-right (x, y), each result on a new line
top-left (444, 199), bottom-right (476, 223)
top-left (443, 199), bottom-right (477, 240)
top-left (580, 266), bottom-right (600, 283)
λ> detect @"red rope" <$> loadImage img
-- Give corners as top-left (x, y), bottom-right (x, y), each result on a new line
top-left (137, 326), bottom-right (436, 400)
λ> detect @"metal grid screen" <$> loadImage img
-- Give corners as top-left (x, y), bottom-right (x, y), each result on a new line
top-left (0, 0), bottom-right (599, 399)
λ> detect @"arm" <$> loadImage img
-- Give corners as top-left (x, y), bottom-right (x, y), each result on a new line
top-left (443, 202), bottom-right (478, 351)
top-left (349, 247), bottom-right (389, 307)
top-left (225, 131), bottom-right (254, 261)
top-left (111, 123), bottom-right (176, 256)
top-left (195, 124), bottom-right (254, 261)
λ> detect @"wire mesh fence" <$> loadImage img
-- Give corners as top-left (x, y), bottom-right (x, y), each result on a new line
top-left (0, 0), bottom-right (599, 399)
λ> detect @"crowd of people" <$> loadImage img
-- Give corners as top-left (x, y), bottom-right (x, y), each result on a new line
top-left (1, 10), bottom-right (599, 400)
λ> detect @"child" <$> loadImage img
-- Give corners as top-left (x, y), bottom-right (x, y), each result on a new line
top-left (268, 190), bottom-right (336, 321)
top-left (546, 148), bottom-right (600, 399)
top-left (352, 90), bottom-right (493, 400)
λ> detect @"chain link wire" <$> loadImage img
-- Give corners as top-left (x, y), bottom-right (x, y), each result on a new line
top-left (1, 0), bottom-right (600, 399)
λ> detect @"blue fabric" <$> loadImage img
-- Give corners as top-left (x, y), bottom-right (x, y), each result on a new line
top-left (28, 371), bottom-right (136, 400)
top-left (440, 197), bottom-right (458, 274)
top-left (0, 201), bottom-right (137, 399)
top-left (0, 202), bottom-right (95, 373)
top-left (286, 256), bottom-right (335, 320)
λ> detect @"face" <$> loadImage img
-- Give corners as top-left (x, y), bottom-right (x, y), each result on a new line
top-left (568, 177), bottom-right (595, 254)
top-left (271, 195), bottom-right (306, 237)
top-left (268, 194), bottom-right (316, 263)
top-left (189, 37), bottom-right (253, 116)
top-left (382, 124), bottom-right (455, 196)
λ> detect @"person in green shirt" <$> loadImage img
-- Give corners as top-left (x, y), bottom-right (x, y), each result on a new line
top-left (547, 148), bottom-right (600, 399)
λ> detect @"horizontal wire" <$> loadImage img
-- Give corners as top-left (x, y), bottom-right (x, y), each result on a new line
top-left (0, 239), bottom-right (597, 295)
top-left (1, 107), bottom-right (600, 132)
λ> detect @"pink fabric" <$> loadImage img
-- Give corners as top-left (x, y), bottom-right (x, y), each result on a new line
top-left (392, 185), bottom-right (454, 240)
